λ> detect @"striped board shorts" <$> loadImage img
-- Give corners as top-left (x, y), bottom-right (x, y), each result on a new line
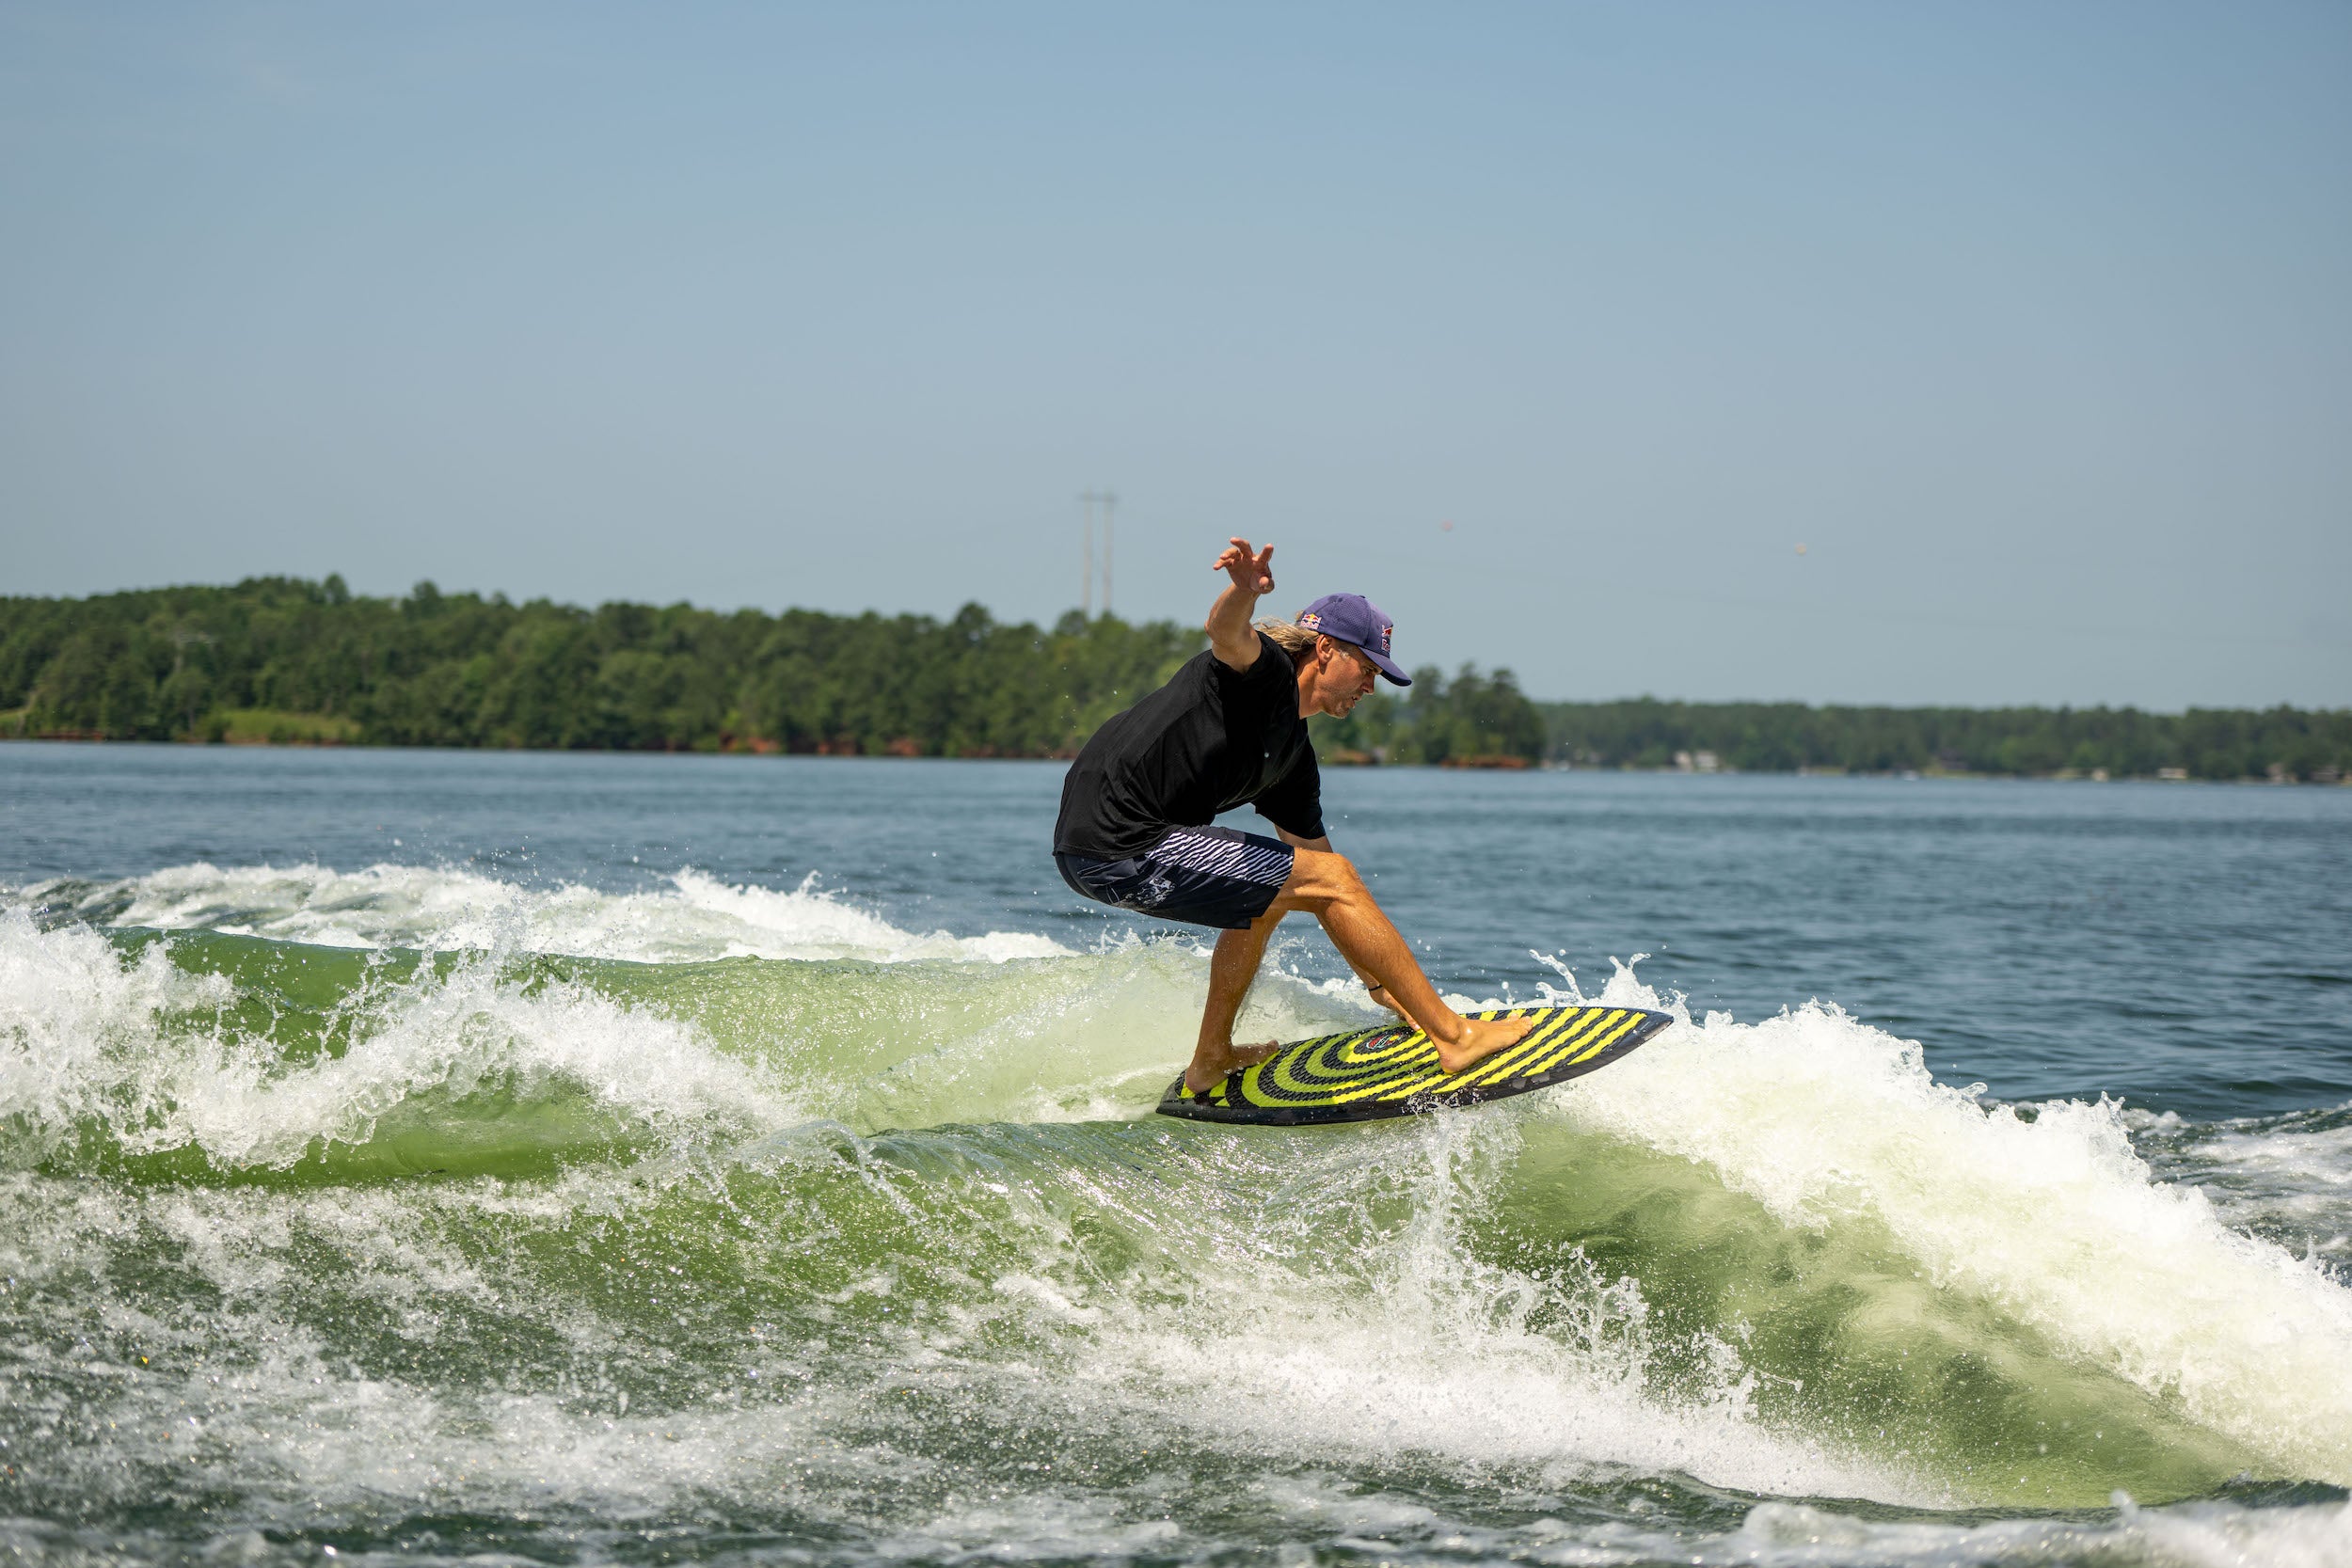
top-left (1054, 824), bottom-right (1296, 930)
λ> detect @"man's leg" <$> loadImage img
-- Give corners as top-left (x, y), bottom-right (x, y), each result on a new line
top-left (1284, 848), bottom-right (1534, 1073)
top-left (1187, 848), bottom-right (1534, 1086)
top-left (1184, 911), bottom-right (1287, 1093)
top-left (1289, 869), bottom-right (1468, 1053)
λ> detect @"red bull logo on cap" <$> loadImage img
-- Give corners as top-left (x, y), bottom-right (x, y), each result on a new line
top-left (1297, 608), bottom-right (1386, 653)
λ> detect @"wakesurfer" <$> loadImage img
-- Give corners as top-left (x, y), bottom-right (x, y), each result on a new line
top-left (1053, 537), bottom-right (1538, 1093)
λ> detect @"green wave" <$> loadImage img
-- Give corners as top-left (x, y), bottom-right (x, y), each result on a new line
top-left (0, 922), bottom-right (2335, 1511)
top-left (1479, 1122), bottom-right (2261, 1504)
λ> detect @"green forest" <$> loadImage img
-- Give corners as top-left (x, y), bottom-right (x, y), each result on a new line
top-left (2, 577), bottom-right (2345, 781)
top-left (1526, 699), bottom-right (2350, 784)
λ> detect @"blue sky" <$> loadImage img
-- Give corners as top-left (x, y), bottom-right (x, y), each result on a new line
top-left (3, 2), bottom-right (2345, 706)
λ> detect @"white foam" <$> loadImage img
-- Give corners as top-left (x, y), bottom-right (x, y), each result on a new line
top-left (867, 1496), bottom-right (1186, 1563)
top-left (1536, 964), bottom-right (2352, 1485)
top-left (0, 911), bottom-right (233, 1165)
top-left (0, 1168), bottom-right (895, 1523)
top-left (0, 908), bottom-right (796, 1168)
top-left (1238, 1479), bottom-right (2352, 1568)
top-left (0, 896), bottom-right (1226, 1167)
top-left (2130, 1105), bottom-right (2352, 1270)
top-left (1695, 1495), bottom-right (2352, 1568)
top-left (1102, 1307), bottom-right (1922, 1506)
top-left (1040, 1105), bottom-right (1936, 1509)
top-left (17, 861), bottom-right (1069, 964)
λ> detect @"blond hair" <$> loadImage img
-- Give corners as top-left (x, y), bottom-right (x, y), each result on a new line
top-left (1253, 618), bottom-right (1321, 662)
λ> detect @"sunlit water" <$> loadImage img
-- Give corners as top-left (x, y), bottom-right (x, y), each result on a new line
top-left (3, 746), bottom-right (2348, 1568)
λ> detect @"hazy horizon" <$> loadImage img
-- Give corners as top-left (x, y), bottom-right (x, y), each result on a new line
top-left (4, 3), bottom-right (2346, 708)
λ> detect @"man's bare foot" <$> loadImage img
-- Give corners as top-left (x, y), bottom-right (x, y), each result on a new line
top-left (1185, 1038), bottom-right (1282, 1093)
top-left (1436, 1013), bottom-right (1538, 1074)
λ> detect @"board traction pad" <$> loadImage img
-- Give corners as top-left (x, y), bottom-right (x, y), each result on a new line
top-left (1154, 1004), bottom-right (1673, 1126)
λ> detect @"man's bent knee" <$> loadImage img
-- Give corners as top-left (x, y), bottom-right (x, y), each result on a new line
top-left (1279, 847), bottom-right (1368, 909)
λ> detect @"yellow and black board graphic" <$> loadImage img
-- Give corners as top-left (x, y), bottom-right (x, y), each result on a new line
top-left (1155, 1004), bottom-right (1672, 1126)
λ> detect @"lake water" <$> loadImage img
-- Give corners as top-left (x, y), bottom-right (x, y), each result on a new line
top-left (3, 745), bottom-right (2349, 1567)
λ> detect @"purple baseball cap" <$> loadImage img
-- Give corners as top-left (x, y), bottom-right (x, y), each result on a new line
top-left (1295, 593), bottom-right (1411, 686)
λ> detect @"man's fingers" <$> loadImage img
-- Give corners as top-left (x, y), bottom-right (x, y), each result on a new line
top-left (1215, 538), bottom-right (1273, 589)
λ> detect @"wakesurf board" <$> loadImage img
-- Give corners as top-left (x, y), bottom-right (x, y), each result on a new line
top-left (1155, 1003), bottom-right (1672, 1127)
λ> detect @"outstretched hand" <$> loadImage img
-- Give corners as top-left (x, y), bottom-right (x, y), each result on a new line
top-left (1213, 538), bottom-right (1275, 599)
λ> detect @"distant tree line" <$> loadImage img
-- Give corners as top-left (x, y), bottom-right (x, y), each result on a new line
top-left (1532, 698), bottom-right (2351, 783)
top-left (0, 578), bottom-right (1200, 756)
top-left (1, 578), bottom-right (2343, 780)
top-left (0, 576), bottom-right (1545, 761)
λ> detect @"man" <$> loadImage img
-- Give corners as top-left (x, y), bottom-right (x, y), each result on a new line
top-left (1054, 536), bottom-right (1537, 1093)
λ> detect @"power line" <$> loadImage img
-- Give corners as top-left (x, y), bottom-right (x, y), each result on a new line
top-left (1079, 491), bottom-right (1096, 617)
top-left (1101, 491), bottom-right (1116, 616)
top-left (1078, 490), bottom-right (1118, 618)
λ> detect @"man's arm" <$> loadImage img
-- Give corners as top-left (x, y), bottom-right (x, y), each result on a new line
top-left (1273, 826), bottom-right (1409, 1018)
top-left (1207, 537), bottom-right (1276, 672)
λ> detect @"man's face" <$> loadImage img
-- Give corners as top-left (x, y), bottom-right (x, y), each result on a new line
top-left (1313, 640), bottom-right (1380, 717)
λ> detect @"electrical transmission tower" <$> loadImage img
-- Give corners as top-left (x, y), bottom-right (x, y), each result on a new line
top-left (1078, 490), bottom-right (1117, 618)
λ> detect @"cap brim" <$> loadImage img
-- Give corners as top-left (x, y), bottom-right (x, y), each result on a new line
top-left (1364, 648), bottom-right (1411, 687)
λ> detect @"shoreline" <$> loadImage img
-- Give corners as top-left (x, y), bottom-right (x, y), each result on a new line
top-left (5, 732), bottom-right (2345, 784)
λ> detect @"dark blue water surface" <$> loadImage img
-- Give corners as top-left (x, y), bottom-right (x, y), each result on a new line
top-left (5, 743), bottom-right (2346, 1118)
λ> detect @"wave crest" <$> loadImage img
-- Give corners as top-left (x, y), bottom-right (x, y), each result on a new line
top-left (16, 861), bottom-right (1069, 964)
